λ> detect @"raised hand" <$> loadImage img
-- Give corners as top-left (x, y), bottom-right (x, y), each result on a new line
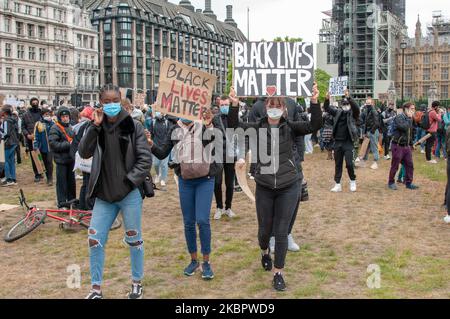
top-left (145, 129), bottom-right (153, 147)
top-left (229, 86), bottom-right (239, 107)
top-left (202, 108), bottom-right (213, 127)
top-left (93, 108), bottom-right (104, 127)
top-left (311, 82), bottom-right (319, 104)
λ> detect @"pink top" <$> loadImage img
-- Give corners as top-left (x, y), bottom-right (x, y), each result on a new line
top-left (428, 110), bottom-right (442, 133)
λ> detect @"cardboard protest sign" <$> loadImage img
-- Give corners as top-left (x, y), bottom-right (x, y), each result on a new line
top-left (133, 91), bottom-right (146, 108)
top-left (233, 42), bottom-right (314, 97)
top-left (329, 76), bottom-right (348, 97)
top-left (0, 140), bottom-right (5, 163)
top-left (0, 94), bottom-right (5, 106)
top-left (31, 150), bottom-right (46, 175)
top-left (155, 58), bottom-right (217, 122)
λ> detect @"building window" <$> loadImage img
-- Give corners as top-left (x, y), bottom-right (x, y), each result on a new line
top-left (405, 69), bottom-right (412, 81)
top-left (61, 51), bottom-right (67, 64)
top-left (17, 68), bottom-right (25, 84)
top-left (77, 34), bottom-right (82, 47)
top-left (56, 71), bottom-right (60, 86)
top-left (16, 22), bottom-right (23, 35)
top-left (40, 71), bottom-right (47, 85)
top-left (14, 2), bottom-right (20, 12)
top-left (28, 47), bottom-right (36, 60)
top-left (5, 43), bottom-right (11, 57)
top-left (442, 68), bottom-right (449, 81)
top-left (6, 67), bottom-right (12, 84)
top-left (423, 54), bottom-right (430, 64)
top-left (4, 18), bottom-right (11, 33)
top-left (25, 5), bottom-right (31, 15)
top-left (55, 51), bottom-right (59, 63)
top-left (423, 68), bottom-right (430, 81)
top-left (423, 85), bottom-right (430, 97)
top-left (405, 86), bottom-right (412, 98)
top-left (17, 45), bottom-right (24, 59)
top-left (443, 54), bottom-right (449, 64)
top-left (36, 8), bottom-right (42, 17)
top-left (38, 26), bottom-right (45, 39)
top-left (442, 85), bottom-right (449, 99)
top-left (29, 70), bottom-right (36, 85)
top-left (27, 24), bottom-right (35, 37)
top-left (62, 72), bottom-right (68, 86)
top-left (39, 48), bottom-right (46, 61)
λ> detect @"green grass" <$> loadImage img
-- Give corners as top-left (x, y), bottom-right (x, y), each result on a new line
top-left (413, 153), bottom-right (446, 182)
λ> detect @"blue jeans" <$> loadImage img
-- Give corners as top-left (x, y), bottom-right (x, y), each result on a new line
top-left (88, 188), bottom-right (144, 286)
top-left (178, 176), bottom-right (215, 256)
top-left (435, 133), bottom-right (446, 158)
top-left (364, 131), bottom-right (379, 162)
top-left (4, 145), bottom-right (17, 181)
top-left (153, 155), bottom-right (169, 182)
top-left (415, 128), bottom-right (426, 150)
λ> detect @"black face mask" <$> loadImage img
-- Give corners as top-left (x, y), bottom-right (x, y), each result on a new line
top-left (31, 104), bottom-right (39, 108)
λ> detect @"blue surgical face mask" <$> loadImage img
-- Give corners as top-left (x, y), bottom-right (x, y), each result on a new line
top-left (103, 102), bottom-right (121, 117)
top-left (220, 105), bottom-right (230, 115)
top-left (155, 112), bottom-right (162, 118)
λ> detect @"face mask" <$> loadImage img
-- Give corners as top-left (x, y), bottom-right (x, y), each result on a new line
top-left (31, 104), bottom-right (38, 108)
top-left (220, 105), bottom-right (230, 115)
top-left (103, 103), bottom-right (121, 117)
top-left (267, 108), bottom-right (283, 120)
top-left (43, 116), bottom-right (52, 122)
top-left (155, 112), bottom-right (162, 118)
top-left (342, 105), bottom-right (351, 112)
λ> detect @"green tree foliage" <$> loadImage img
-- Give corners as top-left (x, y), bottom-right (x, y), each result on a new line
top-left (273, 36), bottom-right (303, 43)
top-left (315, 69), bottom-right (332, 101)
top-left (225, 61), bottom-right (233, 95)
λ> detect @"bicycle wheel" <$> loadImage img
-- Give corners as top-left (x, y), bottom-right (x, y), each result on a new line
top-left (4, 209), bottom-right (47, 243)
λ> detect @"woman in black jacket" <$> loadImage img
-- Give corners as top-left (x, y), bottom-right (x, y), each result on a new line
top-left (147, 109), bottom-right (222, 281)
top-left (48, 107), bottom-right (76, 208)
top-left (228, 84), bottom-right (322, 291)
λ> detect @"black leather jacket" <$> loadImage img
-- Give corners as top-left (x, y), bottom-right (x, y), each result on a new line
top-left (323, 98), bottom-right (360, 143)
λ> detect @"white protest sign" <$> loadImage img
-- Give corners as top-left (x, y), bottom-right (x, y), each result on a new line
top-left (233, 42), bottom-right (315, 97)
top-left (329, 76), bottom-right (349, 97)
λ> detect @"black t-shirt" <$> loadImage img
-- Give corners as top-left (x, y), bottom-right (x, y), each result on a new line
top-left (334, 112), bottom-right (351, 142)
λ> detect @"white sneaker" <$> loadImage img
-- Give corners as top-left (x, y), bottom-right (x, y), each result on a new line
top-left (331, 183), bottom-right (342, 193)
top-left (269, 236), bottom-right (275, 253)
top-left (444, 215), bottom-right (450, 224)
top-left (224, 209), bottom-right (236, 218)
top-left (427, 160), bottom-right (438, 164)
top-left (420, 149), bottom-right (425, 154)
top-left (214, 208), bottom-right (223, 220)
top-left (370, 162), bottom-right (378, 170)
top-left (250, 176), bottom-right (255, 180)
top-left (355, 157), bottom-right (361, 163)
top-left (154, 175), bottom-right (160, 184)
top-left (160, 180), bottom-right (166, 187)
top-left (287, 234), bottom-right (300, 252)
top-left (384, 155), bottom-right (391, 160)
top-left (350, 180), bottom-right (357, 192)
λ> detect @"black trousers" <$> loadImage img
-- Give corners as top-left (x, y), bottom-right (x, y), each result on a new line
top-left (271, 178), bottom-right (303, 236)
top-left (26, 139), bottom-right (40, 178)
top-left (426, 133), bottom-right (436, 161)
top-left (383, 133), bottom-right (391, 156)
top-left (334, 140), bottom-right (356, 183)
top-left (15, 143), bottom-right (21, 164)
top-left (79, 172), bottom-right (94, 210)
top-left (256, 182), bottom-right (299, 269)
top-left (214, 163), bottom-right (235, 210)
top-left (41, 152), bottom-right (53, 182)
top-left (56, 162), bottom-right (76, 207)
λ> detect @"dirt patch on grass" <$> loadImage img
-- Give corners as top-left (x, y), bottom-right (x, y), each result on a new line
top-left (0, 150), bottom-right (449, 299)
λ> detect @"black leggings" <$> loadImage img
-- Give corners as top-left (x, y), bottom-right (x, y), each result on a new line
top-left (383, 133), bottom-right (391, 156)
top-left (41, 152), bottom-right (53, 182)
top-left (56, 162), bottom-right (76, 207)
top-left (256, 182), bottom-right (299, 269)
top-left (214, 163), bottom-right (235, 210)
top-left (334, 140), bottom-right (356, 183)
top-left (426, 133), bottom-right (436, 161)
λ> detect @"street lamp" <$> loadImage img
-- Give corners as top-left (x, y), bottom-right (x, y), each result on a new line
top-left (400, 39), bottom-right (408, 102)
top-left (388, 82), bottom-right (397, 109)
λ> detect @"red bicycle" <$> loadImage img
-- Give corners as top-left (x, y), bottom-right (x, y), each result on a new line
top-left (4, 189), bottom-right (122, 243)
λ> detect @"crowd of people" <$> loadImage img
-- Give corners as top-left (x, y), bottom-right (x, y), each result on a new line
top-left (1, 83), bottom-right (450, 299)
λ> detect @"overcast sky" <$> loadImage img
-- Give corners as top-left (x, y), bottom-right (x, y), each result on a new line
top-left (188, 0), bottom-right (449, 42)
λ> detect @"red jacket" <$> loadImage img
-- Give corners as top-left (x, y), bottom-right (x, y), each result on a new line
top-left (428, 109), bottom-right (442, 133)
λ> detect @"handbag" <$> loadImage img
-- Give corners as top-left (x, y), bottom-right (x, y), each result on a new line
top-left (142, 174), bottom-right (155, 198)
top-left (74, 151), bottom-right (92, 173)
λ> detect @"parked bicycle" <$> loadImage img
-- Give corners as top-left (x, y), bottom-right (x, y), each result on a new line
top-left (4, 189), bottom-right (122, 243)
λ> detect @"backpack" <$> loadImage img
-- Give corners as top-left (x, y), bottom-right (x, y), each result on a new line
top-left (419, 111), bottom-right (431, 131)
top-left (387, 116), bottom-right (397, 138)
top-left (177, 124), bottom-right (211, 180)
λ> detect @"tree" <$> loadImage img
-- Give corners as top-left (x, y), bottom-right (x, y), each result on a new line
top-left (273, 36), bottom-right (303, 43)
top-left (225, 61), bottom-right (233, 95)
top-left (315, 69), bottom-right (332, 102)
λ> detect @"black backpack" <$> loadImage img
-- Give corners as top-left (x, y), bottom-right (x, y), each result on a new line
top-left (420, 111), bottom-right (431, 131)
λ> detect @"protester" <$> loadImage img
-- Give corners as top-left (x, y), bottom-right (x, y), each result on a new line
top-left (148, 108), bottom-right (221, 281)
top-left (381, 102), bottom-right (397, 160)
top-left (435, 107), bottom-right (446, 159)
top-left (387, 103), bottom-right (419, 191)
top-left (213, 95), bottom-right (239, 220)
top-left (148, 110), bottom-right (173, 188)
top-left (33, 108), bottom-right (54, 186)
top-left (21, 97), bottom-right (43, 182)
top-left (228, 84), bottom-right (322, 291)
top-left (48, 106), bottom-right (76, 208)
top-left (11, 110), bottom-right (22, 164)
top-left (414, 104), bottom-right (427, 154)
top-left (79, 85), bottom-right (152, 299)
top-left (358, 98), bottom-right (380, 170)
top-left (0, 105), bottom-right (19, 186)
top-left (71, 106), bottom-right (95, 210)
top-left (321, 106), bottom-right (335, 160)
top-left (425, 101), bottom-right (442, 164)
top-left (324, 90), bottom-right (360, 192)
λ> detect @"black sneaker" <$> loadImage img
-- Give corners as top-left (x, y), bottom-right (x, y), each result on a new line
top-left (127, 283), bottom-right (143, 299)
top-left (34, 176), bottom-right (41, 183)
top-left (273, 272), bottom-right (287, 292)
top-left (261, 251), bottom-right (273, 271)
top-left (85, 289), bottom-right (103, 299)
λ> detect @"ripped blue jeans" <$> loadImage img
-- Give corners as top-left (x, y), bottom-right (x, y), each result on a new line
top-left (88, 188), bottom-right (144, 286)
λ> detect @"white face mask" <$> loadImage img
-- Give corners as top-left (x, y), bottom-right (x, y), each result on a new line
top-left (342, 105), bottom-right (351, 112)
top-left (267, 108), bottom-right (283, 120)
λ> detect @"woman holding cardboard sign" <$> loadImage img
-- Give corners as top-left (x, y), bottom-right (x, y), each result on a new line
top-left (228, 84), bottom-right (323, 291)
top-left (147, 108), bottom-right (223, 281)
